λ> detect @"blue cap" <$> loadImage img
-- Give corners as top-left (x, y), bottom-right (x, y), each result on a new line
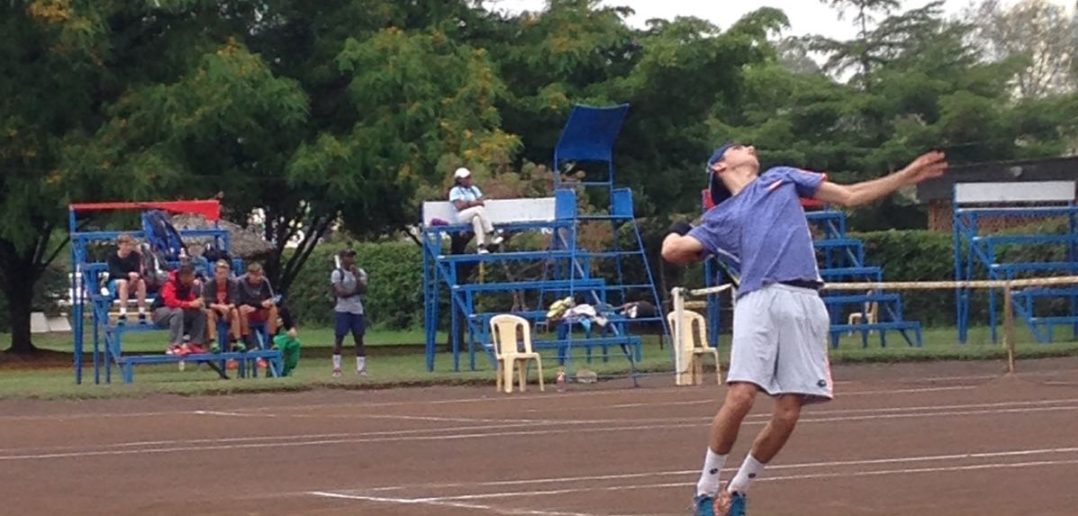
top-left (706, 142), bottom-right (735, 173)
top-left (706, 142), bottom-right (735, 207)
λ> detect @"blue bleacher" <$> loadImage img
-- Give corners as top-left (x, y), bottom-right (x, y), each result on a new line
top-left (807, 209), bottom-right (923, 348)
top-left (953, 182), bottom-right (1078, 344)
top-left (69, 201), bottom-right (284, 385)
top-left (421, 104), bottom-right (667, 379)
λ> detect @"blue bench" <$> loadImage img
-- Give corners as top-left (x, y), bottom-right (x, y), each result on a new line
top-left (806, 210), bottom-right (847, 239)
top-left (829, 321), bottom-right (923, 349)
top-left (1026, 316), bottom-right (1078, 341)
top-left (819, 266), bottom-right (883, 282)
top-left (451, 278), bottom-right (608, 293)
top-left (991, 262), bottom-right (1078, 275)
top-left (468, 310), bottom-right (652, 363)
top-left (815, 239), bottom-right (866, 269)
top-left (96, 296), bottom-right (282, 384)
top-left (115, 349), bottom-right (282, 383)
top-left (478, 335), bottom-right (643, 365)
top-left (436, 250), bottom-right (575, 263)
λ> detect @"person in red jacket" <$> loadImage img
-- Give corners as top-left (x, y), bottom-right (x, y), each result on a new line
top-left (151, 263), bottom-right (208, 355)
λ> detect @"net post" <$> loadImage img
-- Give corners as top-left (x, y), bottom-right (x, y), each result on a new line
top-left (1003, 283), bottom-right (1016, 375)
top-left (672, 286), bottom-right (688, 386)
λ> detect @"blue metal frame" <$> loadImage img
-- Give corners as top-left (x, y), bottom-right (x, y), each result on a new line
top-left (952, 191), bottom-right (1078, 344)
top-left (702, 206), bottom-right (922, 348)
top-left (421, 104), bottom-right (667, 380)
top-left (69, 205), bottom-right (282, 384)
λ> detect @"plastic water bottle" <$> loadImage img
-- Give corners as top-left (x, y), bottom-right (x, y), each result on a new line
top-left (556, 367), bottom-right (566, 392)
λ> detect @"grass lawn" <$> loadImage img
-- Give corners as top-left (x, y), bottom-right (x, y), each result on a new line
top-left (2, 323), bottom-right (1078, 400)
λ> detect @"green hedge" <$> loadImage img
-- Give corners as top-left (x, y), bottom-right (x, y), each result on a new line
top-left (855, 230), bottom-right (958, 326)
top-left (854, 223), bottom-right (1074, 327)
top-left (278, 222), bottom-right (1074, 332)
top-left (286, 241), bottom-right (423, 330)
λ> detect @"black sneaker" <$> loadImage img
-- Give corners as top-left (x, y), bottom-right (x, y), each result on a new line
top-left (116, 314), bottom-right (127, 325)
top-left (137, 313), bottom-right (148, 325)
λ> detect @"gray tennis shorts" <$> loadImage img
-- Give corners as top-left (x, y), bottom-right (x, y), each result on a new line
top-left (728, 283), bottom-right (834, 404)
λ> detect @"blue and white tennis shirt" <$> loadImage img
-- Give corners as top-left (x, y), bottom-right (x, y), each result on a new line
top-left (688, 167), bottom-right (826, 298)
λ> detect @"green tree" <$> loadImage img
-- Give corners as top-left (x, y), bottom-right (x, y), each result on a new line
top-left (0, 1), bottom-right (208, 353)
top-left (814, 0), bottom-right (901, 89)
top-left (969, 0), bottom-right (1075, 99)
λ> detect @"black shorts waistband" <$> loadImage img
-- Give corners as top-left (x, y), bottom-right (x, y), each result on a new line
top-left (779, 279), bottom-right (823, 291)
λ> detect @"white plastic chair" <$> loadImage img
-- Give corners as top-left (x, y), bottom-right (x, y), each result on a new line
top-left (489, 314), bottom-right (545, 394)
top-left (847, 290), bottom-right (879, 334)
top-left (667, 309), bottom-right (721, 385)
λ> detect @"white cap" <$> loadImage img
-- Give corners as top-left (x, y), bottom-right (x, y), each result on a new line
top-left (453, 167), bottom-right (472, 179)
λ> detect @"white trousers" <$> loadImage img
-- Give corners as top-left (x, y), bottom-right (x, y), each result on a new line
top-left (457, 206), bottom-right (495, 245)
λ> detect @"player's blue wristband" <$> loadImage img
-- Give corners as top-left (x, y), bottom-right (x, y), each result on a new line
top-left (668, 221), bottom-right (693, 237)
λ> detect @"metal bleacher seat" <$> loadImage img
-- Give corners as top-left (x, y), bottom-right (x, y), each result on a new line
top-left (953, 180), bottom-right (1078, 343)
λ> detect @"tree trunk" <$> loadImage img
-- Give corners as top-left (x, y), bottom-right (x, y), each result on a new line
top-left (3, 267), bottom-right (38, 354)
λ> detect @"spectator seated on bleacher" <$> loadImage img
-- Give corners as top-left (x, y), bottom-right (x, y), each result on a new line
top-left (203, 259), bottom-right (242, 351)
top-left (237, 262), bottom-right (279, 348)
top-left (107, 234), bottom-right (149, 325)
top-left (152, 263), bottom-right (208, 356)
top-left (449, 167), bottom-right (503, 254)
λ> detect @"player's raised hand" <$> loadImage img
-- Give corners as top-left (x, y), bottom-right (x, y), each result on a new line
top-left (901, 150), bottom-right (948, 184)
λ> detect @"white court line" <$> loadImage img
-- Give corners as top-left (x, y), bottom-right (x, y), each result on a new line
top-left (241, 377), bottom-right (1012, 414)
top-left (0, 420), bottom-right (553, 454)
top-left (406, 458), bottom-right (1078, 503)
top-left (3, 367), bottom-right (1074, 422)
top-left (192, 410), bottom-right (252, 417)
top-left (168, 393), bottom-right (1071, 431)
top-left (596, 386), bottom-right (979, 410)
top-left (195, 410), bottom-right (543, 424)
top-left (12, 396), bottom-right (1063, 454)
top-left (0, 410), bottom-right (196, 422)
top-left (360, 445), bottom-right (1078, 493)
top-left (309, 490), bottom-right (618, 516)
top-left (3, 404), bottom-right (1078, 462)
top-left (197, 386), bottom-right (985, 423)
top-left (0, 385), bottom-right (1022, 429)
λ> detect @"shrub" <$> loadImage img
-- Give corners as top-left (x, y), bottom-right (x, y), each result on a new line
top-left (286, 241), bottom-right (423, 330)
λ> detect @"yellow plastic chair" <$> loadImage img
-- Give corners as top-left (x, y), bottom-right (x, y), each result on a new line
top-left (489, 314), bottom-right (545, 394)
top-left (667, 309), bottom-right (721, 385)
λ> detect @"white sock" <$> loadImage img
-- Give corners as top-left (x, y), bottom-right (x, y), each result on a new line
top-left (357, 356), bottom-right (366, 372)
top-left (332, 354), bottom-right (341, 370)
top-left (138, 307), bottom-right (146, 316)
top-left (728, 454), bottom-right (765, 495)
top-left (696, 448), bottom-right (727, 497)
top-left (119, 307), bottom-right (127, 316)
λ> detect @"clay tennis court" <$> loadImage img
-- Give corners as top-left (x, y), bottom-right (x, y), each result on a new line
top-left (3, 358), bottom-right (1078, 515)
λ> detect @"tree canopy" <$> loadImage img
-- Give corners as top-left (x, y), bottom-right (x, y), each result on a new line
top-left (4, 0), bottom-right (1078, 352)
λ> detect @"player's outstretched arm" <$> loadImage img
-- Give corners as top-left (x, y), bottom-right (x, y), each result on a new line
top-left (813, 150), bottom-right (948, 207)
top-left (661, 221), bottom-right (706, 265)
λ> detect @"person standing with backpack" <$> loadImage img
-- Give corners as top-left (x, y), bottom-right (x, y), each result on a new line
top-left (331, 248), bottom-right (369, 377)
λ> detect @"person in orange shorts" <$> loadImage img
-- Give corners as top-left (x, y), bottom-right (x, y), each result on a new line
top-left (203, 260), bottom-right (242, 350)
top-left (236, 262), bottom-right (279, 349)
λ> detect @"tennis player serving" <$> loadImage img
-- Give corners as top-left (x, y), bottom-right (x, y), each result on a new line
top-left (662, 143), bottom-right (947, 516)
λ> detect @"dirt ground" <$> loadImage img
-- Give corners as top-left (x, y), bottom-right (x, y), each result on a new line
top-left (3, 357), bottom-right (1078, 515)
